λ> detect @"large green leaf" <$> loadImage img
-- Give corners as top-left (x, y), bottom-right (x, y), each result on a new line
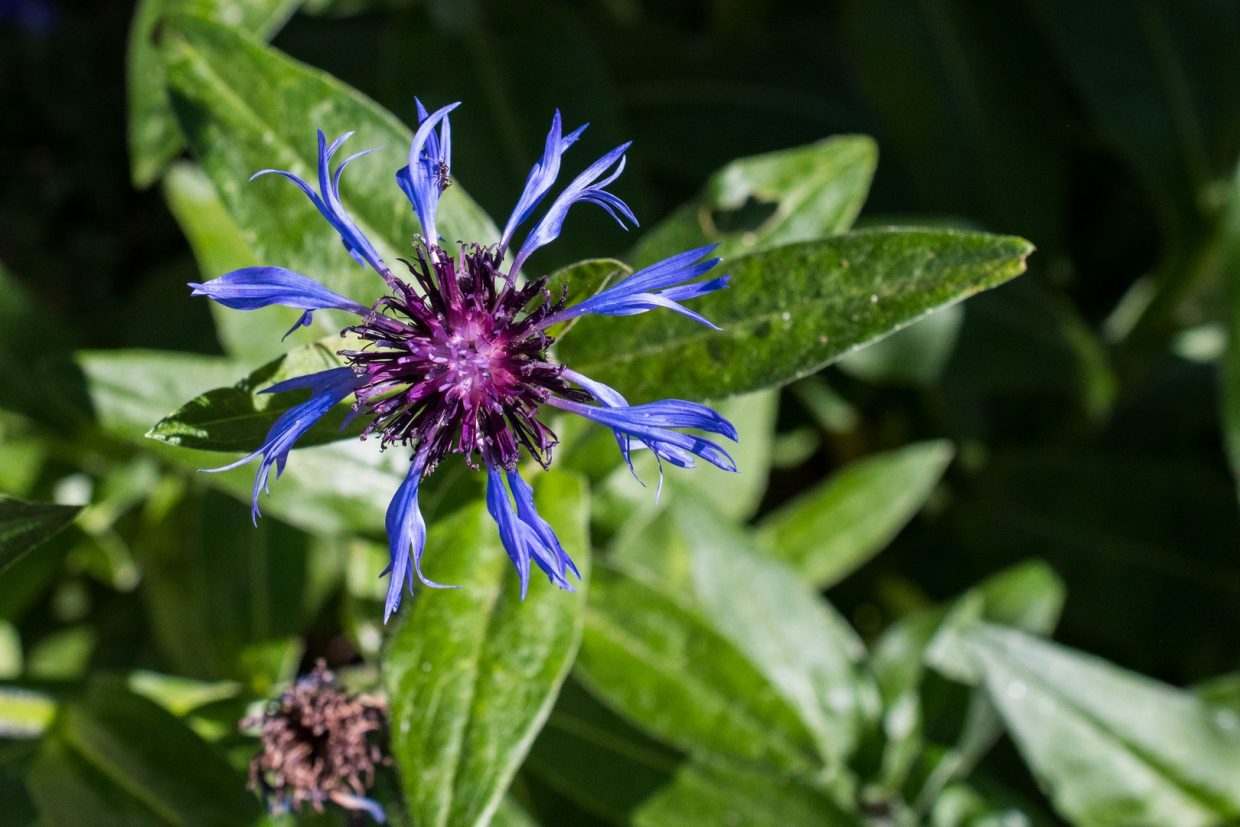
top-left (629, 136), bottom-right (877, 267)
top-left (161, 15), bottom-right (498, 344)
top-left (613, 501), bottom-right (877, 773)
top-left (26, 681), bottom-right (257, 826)
top-left (930, 624), bottom-right (1240, 826)
top-left (127, 0), bottom-right (303, 189)
top-left (0, 497), bottom-right (81, 574)
top-left (754, 440), bottom-right (954, 588)
top-left (385, 471), bottom-right (589, 827)
top-left (559, 229), bottom-right (1032, 402)
top-left (633, 760), bottom-right (856, 827)
top-left (576, 562), bottom-right (822, 776)
top-left (524, 677), bottom-right (683, 824)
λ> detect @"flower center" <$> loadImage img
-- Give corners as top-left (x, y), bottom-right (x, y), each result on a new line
top-left (341, 240), bottom-right (586, 472)
top-left (432, 314), bottom-right (516, 402)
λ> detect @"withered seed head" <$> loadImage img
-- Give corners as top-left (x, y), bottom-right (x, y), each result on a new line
top-left (242, 661), bottom-right (388, 822)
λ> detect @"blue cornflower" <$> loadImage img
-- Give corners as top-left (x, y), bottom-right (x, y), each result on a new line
top-left (190, 101), bottom-right (736, 621)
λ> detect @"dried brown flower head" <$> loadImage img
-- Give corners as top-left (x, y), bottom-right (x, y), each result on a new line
top-left (242, 660), bottom-right (388, 822)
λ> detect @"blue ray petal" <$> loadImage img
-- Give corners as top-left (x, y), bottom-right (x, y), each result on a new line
top-left (251, 131), bottom-right (389, 276)
top-left (202, 367), bottom-right (362, 524)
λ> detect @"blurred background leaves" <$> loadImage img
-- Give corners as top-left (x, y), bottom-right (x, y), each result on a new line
top-left (2, 0), bottom-right (1239, 824)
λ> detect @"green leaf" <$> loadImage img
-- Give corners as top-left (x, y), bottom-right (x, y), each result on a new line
top-left (629, 136), bottom-right (877, 266)
top-left (74, 349), bottom-right (241, 442)
top-left (26, 681), bottom-right (257, 826)
top-left (161, 15), bottom-right (497, 345)
top-left (576, 562), bottom-right (822, 775)
top-left (614, 501), bottom-right (877, 772)
top-left (385, 471), bottom-right (589, 827)
top-left (127, 0), bottom-right (303, 188)
top-left (0, 496), bottom-right (81, 574)
top-left (524, 677), bottom-right (683, 824)
top-left (870, 561), bottom-right (1065, 802)
top-left (560, 229), bottom-right (1033, 403)
top-left (147, 336), bottom-right (354, 452)
top-left (754, 441), bottom-right (954, 588)
top-left (932, 624), bottom-right (1240, 826)
top-left (633, 760), bottom-right (857, 827)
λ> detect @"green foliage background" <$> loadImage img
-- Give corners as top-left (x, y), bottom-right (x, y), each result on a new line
top-left (2, 1), bottom-right (1239, 825)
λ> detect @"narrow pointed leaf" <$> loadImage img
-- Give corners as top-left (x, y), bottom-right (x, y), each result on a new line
top-left (930, 624), bottom-right (1240, 826)
top-left (754, 441), bottom-right (955, 588)
top-left (576, 562), bottom-right (823, 775)
top-left (630, 135), bottom-right (878, 266)
top-left (612, 500), bottom-right (878, 772)
top-left (147, 336), bottom-right (355, 451)
top-left (560, 229), bottom-right (1033, 402)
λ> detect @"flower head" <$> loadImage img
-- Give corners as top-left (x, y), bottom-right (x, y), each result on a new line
top-left (242, 661), bottom-right (388, 823)
top-left (190, 100), bottom-right (736, 619)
